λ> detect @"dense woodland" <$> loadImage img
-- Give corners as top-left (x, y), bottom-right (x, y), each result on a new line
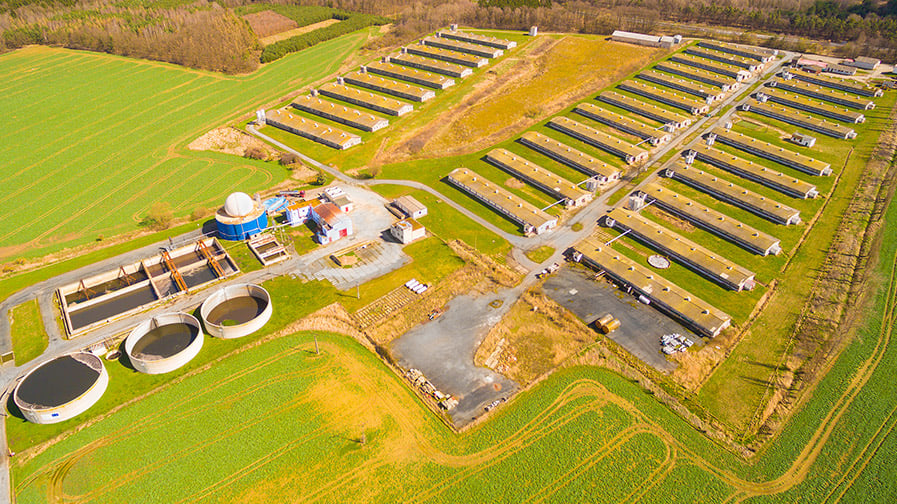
top-left (1, 0), bottom-right (896, 73)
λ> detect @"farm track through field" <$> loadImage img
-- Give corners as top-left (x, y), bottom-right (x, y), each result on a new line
top-left (13, 259), bottom-right (897, 504)
top-left (0, 75), bottom-right (218, 210)
top-left (6, 80), bottom-right (232, 243)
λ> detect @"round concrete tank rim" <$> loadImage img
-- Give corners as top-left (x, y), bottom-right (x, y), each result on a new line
top-left (200, 283), bottom-right (272, 339)
top-left (124, 312), bottom-right (204, 374)
top-left (13, 352), bottom-right (109, 424)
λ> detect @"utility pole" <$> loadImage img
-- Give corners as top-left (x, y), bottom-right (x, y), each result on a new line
top-left (356, 283), bottom-right (360, 299)
top-left (314, 334), bottom-right (320, 355)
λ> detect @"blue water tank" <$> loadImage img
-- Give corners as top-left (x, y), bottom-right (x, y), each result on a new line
top-left (215, 210), bottom-right (267, 241)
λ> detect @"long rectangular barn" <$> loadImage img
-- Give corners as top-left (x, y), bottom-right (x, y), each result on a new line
top-left (605, 208), bottom-right (756, 291)
top-left (698, 41), bottom-right (777, 63)
top-left (319, 82), bottom-right (413, 116)
top-left (404, 44), bottom-right (488, 68)
top-left (518, 131), bottom-right (622, 183)
top-left (710, 128), bottom-right (832, 176)
top-left (365, 61), bottom-right (455, 89)
top-left (485, 149), bottom-right (592, 207)
top-left (685, 47), bottom-right (761, 71)
top-left (573, 238), bottom-right (732, 337)
top-left (744, 101), bottom-right (857, 139)
top-left (787, 68), bottom-right (883, 97)
top-left (669, 54), bottom-right (752, 81)
top-left (655, 62), bottom-right (739, 91)
top-left (548, 116), bottom-right (649, 164)
top-left (573, 103), bottom-right (672, 145)
top-left (769, 78), bottom-right (875, 110)
top-left (637, 70), bottom-right (725, 102)
top-left (598, 91), bottom-right (692, 129)
top-left (638, 182), bottom-right (782, 255)
top-left (291, 95), bottom-right (389, 132)
top-left (446, 168), bottom-right (557, 235)
top-left (344, 71), bottom-right (436, 102)
top-left (422, 35), bottom-right (503, 58)
top-left (689, 144), bottom-right (819, 198)
top-left (390, 53), bottom-right (473, 78)
top-left (437, 30), bottom-right (517, 50)
top-left (759, 88), bottom-right (866, 124)
top-left (618, 80), bottom-right (710, 114)
top-left (664, 161), bottom-right (801, 225)
top-left (265, 109), bottom-right (361, 150)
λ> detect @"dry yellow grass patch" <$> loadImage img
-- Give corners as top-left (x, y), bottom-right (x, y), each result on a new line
top-left (475, 289), bottom-right (596, 385)
top-left (421, 35), bottom-right (664, 156)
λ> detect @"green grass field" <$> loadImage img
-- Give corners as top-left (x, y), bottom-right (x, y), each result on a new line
top-left (7, 299), bottom-right (47, 366)
top-left (10, 184), bottom-right (897, 500)
top-left (0, 27), bottom-right (373, 263)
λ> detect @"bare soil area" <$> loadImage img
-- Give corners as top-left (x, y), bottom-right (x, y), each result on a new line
top-left (260, 19), bottom-right (342, 46)
top-left (188, 126), bottom-right (278, 159)
top-left (243, 10), bottom-right (298, 39)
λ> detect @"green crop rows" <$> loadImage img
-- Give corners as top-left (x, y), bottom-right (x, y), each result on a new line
top-left (0, 28), bottom-right (371, 262)
top-left (11, 183), bottom-right (897, 501)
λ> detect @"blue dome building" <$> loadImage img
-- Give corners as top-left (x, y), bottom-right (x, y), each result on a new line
top-left (215, 192), bottom-right (267, 241)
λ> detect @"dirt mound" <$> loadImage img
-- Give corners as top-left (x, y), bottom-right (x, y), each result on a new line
top-left (188, 126), bottom-right (277, 159)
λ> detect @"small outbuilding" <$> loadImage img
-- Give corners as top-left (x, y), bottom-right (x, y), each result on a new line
top-left (394, 195), bottom-right (428, 219)
top-left (390, 218), bottom-right (426, 244)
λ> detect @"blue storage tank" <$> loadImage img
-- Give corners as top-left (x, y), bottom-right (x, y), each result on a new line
top-left (215, 192), bottom-right (268, 241)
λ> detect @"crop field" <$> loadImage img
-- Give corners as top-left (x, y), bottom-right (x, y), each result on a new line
top-left (11, 194), bottom-right (897, 501)
top-left (0, 28), bottom-right (373, 263)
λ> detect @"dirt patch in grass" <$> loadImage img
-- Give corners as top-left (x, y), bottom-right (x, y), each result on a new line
top-left (364, 240), bottom-right (522, 346)
top-left (505, 177), bottom-right (525, 190)
top-left (243, 10), bottom-right (298, 39)
top-left (644, 206), bottom-right (695, 233)
top-left (188, 126), bottom-right (278, 159)
top-left (381, 35), bottom-right (663, 162)
top-left (260, 19), bottom-right (342, 46)
top-left (474, 288), bottom-right (596, 385)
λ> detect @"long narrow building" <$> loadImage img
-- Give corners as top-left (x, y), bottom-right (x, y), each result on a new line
top-left (787, 68), bottom-right (883, 97)
top-left (265, 109), bottom-right (361, 150)
top-left (710, 128), bottom-right (832, 176)
top-left (689, 144), bottom-right (819, 198)
top-left (655, 62), bottom-right (739, 91)
top-left (344, 71), bottom-right (436, 102)
top-left (291, 95), bottom-right (388, 132)
top-left (664, 161), bottom-right (801, 225)
top-left (598, 91), bottom-right (692, 129)
top-left (638, 182), bottom-right (782, 255)
top-left (669, 54), bottom-right (752, 81)
top-left (698, 41), bottom-right (777, 63)
top-left (618, 80), bottom-right (711, 114)
top-left (743, 101), bottom-right (857, 140)
top-left (759, 88), bottom-right (865, 124)
top-left (404, 44), bottom-right (488, 68)
top-left (484, 149), bottom-right (592, 207)
top-left (573, 103), bottom-right (672, 145)
top-left (437, 30), bottom-right (517, 50)
top-left (422, 35), bottom-right (503, 58)
top-left (391, 53), bottom-right (473, 78)
top-left (518, 131), bottom-right (622, 183)
top-left (637, 70), bottom-right (725, 102)
top-left (769, 77), bottom-right (875, 110)
top-left (365, 61), bottom-right (455, 89)
top-left (685, 47), bottom-right (761, 72)
top-left (573, 238), bottom-right (732, 337)
top-left (319, 82), bottom-right (413, 116)
top-left (604, 208), bottom-right (756, 291)
top-left (548, 116), bottom-right (649, 164)
top-left (446, 168), bottom-right (557, 235)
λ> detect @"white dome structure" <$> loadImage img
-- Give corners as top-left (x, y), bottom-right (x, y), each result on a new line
top-left (224, 192), bottom-right (254, 217)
